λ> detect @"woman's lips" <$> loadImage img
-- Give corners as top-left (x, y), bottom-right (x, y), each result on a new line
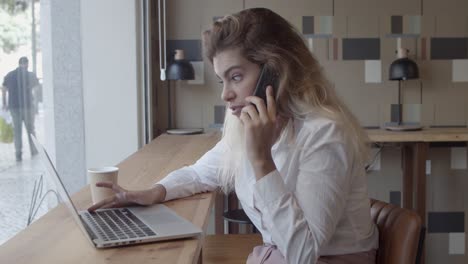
top-left (230, 105), bottom-right (244, 116)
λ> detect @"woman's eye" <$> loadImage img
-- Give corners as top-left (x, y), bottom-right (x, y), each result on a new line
top-left (232, 74), bottom-right (242, 81)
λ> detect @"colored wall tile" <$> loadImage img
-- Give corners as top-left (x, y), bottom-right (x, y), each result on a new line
top-left (166, 39), bottom-right (202, 62)
top-left (390, 104), bottom-right (401, 123)
top-left (403, 104), bottom-right (422, 123)
top-left (187, 61), bottom-right (205, 85)
top-left (389, 191), bottom-right (401, 207)
top-left (333, 38), bottom-right (339, 60)
top-left (365, 60), bottom-right (382, 83)
top-left (431, 38), bottom-right (468, 60)
top-left (452, 59), bottom-right (468, 82)
top-left (449, 233), bottom-right (465, 255)
top-left (404, 15), bottom-right (421, 35)
top-left (386, 15), bottom-right (420, 37)
top-left (420, 37), bottom-right (427, 60)
top-left (316, 16), bottom-right (333, 35)
top-left (428, 212), bottom-right (465, 233)
top-left (342, 38), bottom-right (380, 60)
top-left (303, 16), bottom-right (333, 38)
top-left (391, 16), bottom-right (403, 34)
top-left (450, 147), bottom-right (467, 170)
top-left (327, 39), bottom-right (333, 59)
top-left (302, 16), bottom-right (314, 35)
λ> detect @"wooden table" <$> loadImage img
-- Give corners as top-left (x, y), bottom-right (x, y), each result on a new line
top-left (0, 132), bottom-right (220, 264)
top-left (367, 128), bottom-right (468, 226)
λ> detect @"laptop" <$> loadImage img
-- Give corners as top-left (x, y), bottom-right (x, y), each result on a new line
top-left (31, 136), bottom-right (202, 248)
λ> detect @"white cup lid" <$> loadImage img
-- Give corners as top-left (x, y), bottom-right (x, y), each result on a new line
top-left (88, 166), bottom-right (119, 173)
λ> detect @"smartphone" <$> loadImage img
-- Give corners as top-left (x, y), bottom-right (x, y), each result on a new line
top-left (252, 65), bottom-right (278, 103)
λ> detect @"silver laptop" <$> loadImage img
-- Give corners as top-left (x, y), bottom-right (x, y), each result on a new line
top-left (31, 136), bottom-right (202, 248)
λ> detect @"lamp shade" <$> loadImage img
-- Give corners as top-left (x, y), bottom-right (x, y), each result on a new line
top-left (389, 57), bottom-right (419, 80)
top-left (167, 60), bottom-right (195, 80)
top-left (167, 49), bottom-right (195, 80)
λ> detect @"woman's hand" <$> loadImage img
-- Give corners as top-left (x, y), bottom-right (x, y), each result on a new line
top-left (240, 86), bottom-right (278, 180)
top-left (87, 183), bottom-right (166, 212)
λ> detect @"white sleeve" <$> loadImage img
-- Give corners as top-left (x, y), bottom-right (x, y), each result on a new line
top-left (253, 126), bottom-right (352, 263)
top-left (156, 139), bottom-right (227, 201)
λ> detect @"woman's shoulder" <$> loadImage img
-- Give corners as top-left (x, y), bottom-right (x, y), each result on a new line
top-left (298, 114), bottom-right (343, 134)
top-left (292, 115), bottom-right (347, 146)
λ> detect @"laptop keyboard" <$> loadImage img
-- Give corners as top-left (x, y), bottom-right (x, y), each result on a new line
top-left (83, 209), bottom-right (156, 241)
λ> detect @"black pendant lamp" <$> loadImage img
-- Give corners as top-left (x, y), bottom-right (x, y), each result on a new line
top-left (389, 49), bottom-right (419, 81)
top-left (167, 50), bottom-right (195, 80)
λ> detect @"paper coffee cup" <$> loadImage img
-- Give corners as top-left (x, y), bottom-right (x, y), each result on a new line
top-left (88, 167), bottom-right (119, 204)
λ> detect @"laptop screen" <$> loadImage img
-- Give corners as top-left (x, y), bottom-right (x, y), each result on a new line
top-left (31, 135), bottom-right (95, 246)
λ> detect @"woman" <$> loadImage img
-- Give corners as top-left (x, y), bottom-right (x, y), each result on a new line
top-left (89, 8), bottom-right (378, 264)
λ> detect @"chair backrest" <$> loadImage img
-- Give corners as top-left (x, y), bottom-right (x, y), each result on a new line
top-left (370, 199), bottom-right (423, 264)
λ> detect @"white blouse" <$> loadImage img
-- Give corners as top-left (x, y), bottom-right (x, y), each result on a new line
top-left (157, 116), bottom-right (378, 263)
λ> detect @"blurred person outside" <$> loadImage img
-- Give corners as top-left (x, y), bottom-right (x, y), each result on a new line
top-left (2, 56), bottom-right (39, 162)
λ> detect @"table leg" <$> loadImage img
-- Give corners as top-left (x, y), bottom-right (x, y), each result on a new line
top-left (214, 192), bottom-right (224, 234)
top-left (198, 248), bottom-right (203, 264)
top-left (414, 142), bottom-right (428, 227)
top-left (228, 193), bottom-right (239, 234)
top-left (402, 144), bottom-right (414, 209)
top-left (413, 142), bottom-right (428, 264)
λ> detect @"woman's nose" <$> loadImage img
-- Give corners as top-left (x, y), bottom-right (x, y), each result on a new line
top-left (221, 86), bottom-right (235, 102)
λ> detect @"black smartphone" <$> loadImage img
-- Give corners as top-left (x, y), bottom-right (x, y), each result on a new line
top-left (252, 65), bottom-right (278, 103)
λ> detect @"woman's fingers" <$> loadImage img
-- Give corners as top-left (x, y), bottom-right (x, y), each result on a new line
top-left (88, 182), bottom-right (129, 209)
top-left (247, 96), bottom-right (268, 119)
top-left (95, 182), bottom-right (126, 197)
top-left (99, 201), bottom-right (129, 210)
top-left (239, 110), bottom-right (250, 126)
top-left (241, 104), bottom-right (259, 121)
top-left (87, 196), bottom-right (115, 212)
top-left (247, 86), bottom-right (276, 122)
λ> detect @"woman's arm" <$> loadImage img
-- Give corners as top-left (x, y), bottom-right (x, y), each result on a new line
top-left (88, 183), bottom-right (167, 212)
top-left (156, 139), bottom-right (226, 201)
top-left (88, 139), bottom-right (227, 211)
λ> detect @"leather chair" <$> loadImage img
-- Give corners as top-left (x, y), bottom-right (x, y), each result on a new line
top-left (370, 199), bottom-right (425, 264)
top-left (202, 198), bottom-right (425, 264)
